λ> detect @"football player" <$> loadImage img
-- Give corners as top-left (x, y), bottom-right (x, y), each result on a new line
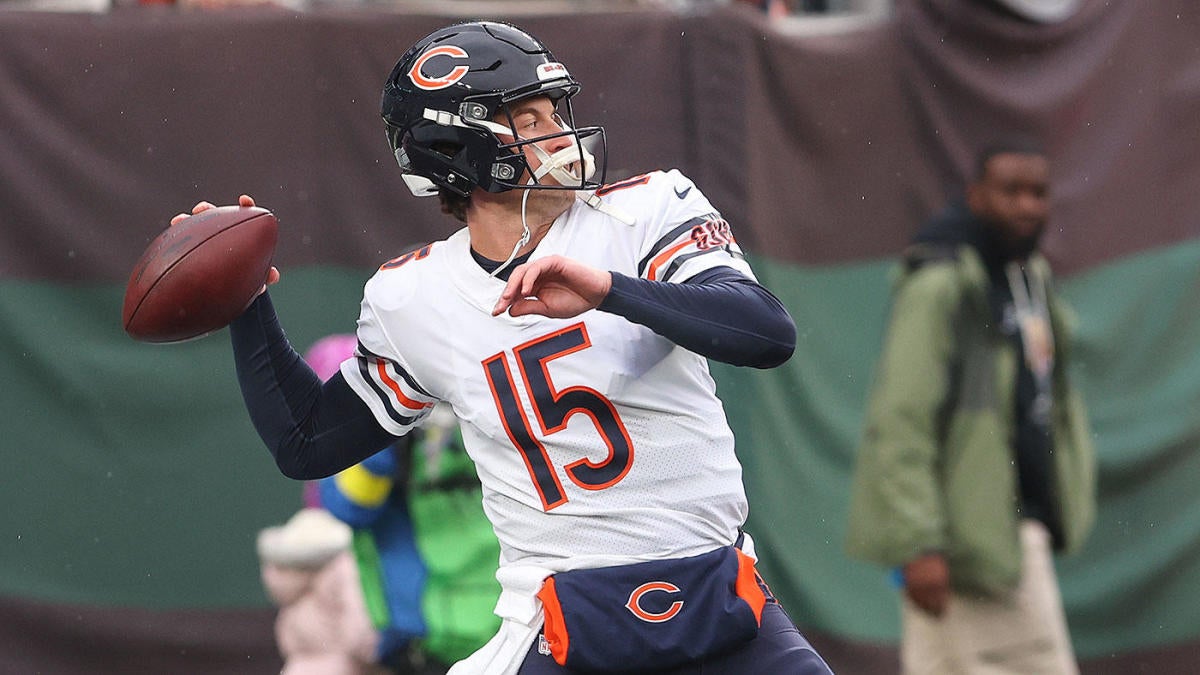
top-left (176, 20), bottom-right (832, 675)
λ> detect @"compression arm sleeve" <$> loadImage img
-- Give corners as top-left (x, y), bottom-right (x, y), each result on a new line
top-left (229, 292), bottom-right (401, 480)
top-left (597, 266), bottom-right (796, 368)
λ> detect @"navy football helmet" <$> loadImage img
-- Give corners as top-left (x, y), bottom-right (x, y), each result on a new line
top-left (381, 21), bottom-right (607, 197)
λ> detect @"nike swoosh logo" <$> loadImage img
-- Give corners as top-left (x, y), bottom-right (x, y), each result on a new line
top-left (674, 186), bottom-right (692, 200)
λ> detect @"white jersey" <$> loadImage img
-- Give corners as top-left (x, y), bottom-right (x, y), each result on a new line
top-left (341, 169), bottom-right (757, 574)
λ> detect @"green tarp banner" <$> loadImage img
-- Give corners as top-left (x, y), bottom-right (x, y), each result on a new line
top-left (3, 242), bottom-right (1197, 665)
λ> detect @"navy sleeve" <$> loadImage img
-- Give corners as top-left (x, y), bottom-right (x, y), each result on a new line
top-left (596, 266), bottom-right (796, 368)
top-left (229, 292), bottom-right (401, 480)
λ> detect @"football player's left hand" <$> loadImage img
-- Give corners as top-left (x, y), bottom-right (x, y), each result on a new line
top-left (170, 193), bottom-right (280, 295)
top-left (493, 255), bottom-right (612, 319)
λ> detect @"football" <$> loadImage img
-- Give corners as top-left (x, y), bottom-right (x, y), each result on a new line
top-left (123, 205), bottom-right (279, 343)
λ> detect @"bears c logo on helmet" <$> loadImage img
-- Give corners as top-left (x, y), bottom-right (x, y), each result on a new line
top-left (408, 45), bottom-right (470, 91)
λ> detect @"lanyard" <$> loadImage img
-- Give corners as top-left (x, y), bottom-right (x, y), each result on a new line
top-left (1006, 261), bottom-right (1055, 423)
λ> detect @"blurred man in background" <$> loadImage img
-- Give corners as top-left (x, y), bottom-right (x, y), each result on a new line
top-left (845, 140), bottom-right (1096, 674)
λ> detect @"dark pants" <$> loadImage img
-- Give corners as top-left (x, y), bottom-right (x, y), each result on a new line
top-left (516, 602), bottom-right (833, 674)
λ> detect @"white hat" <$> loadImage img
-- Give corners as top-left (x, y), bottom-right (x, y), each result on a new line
top-left (993, 0), bottom-right (1083, 23)
top-left (256, 507), bottom-right (352, 568)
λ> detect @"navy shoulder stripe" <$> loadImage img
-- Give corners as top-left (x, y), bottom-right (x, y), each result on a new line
top-left (354, 357), bottom-right (421, 428)
top-left (637, 216), bottom-right (708, 277)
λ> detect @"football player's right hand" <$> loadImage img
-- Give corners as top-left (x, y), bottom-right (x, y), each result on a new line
top-left (170, 194), bottom-right (280, 293)
top-left (903, 552), bottom-right (950, 617)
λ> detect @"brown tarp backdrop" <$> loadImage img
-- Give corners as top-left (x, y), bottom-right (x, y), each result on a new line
top-left (1, 0), bottom-right (1198, 672)
top-left (4, 0), bottom-right (1197, 283)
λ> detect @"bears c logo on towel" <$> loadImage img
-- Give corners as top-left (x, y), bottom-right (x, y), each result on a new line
top-left (625, 581), bottom-right (684, 623)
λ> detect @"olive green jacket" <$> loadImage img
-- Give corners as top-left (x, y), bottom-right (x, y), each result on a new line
top-left (845, 245), bottom-right (1096, 596)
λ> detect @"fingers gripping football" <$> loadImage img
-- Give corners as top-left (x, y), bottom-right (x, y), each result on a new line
top-left (169, 194), bottom-right (280, 290)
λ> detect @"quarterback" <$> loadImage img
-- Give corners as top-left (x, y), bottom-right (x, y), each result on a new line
top-left (176, 20), bottom-right (832, 675)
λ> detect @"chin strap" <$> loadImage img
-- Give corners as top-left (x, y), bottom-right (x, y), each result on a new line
top-left (529, 137), bottom-right (596, 187)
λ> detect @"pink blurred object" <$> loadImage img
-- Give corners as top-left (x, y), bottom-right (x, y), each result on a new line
top-left (304, 334), bottom-right (358, 382)
top-left (258, 509), bottom-right (385, 675)
top-left (303, 481), bottom-right (322, 509)
top-left (262, 552), bottom-right (385, 675)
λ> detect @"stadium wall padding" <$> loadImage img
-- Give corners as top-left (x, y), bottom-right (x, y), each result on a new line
top-left (3, 244), bottom-right (1198, 672)
top-left (1, 1), bottom-right (1198, 672)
